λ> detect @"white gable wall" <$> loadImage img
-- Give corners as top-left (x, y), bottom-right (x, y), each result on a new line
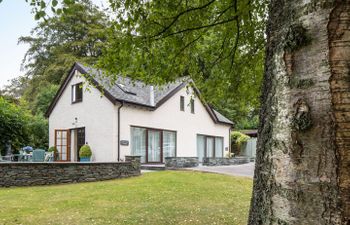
top-left (49, 70), bottom-right (118, 162)
top-left (119, 86), bottom-right (231, 159)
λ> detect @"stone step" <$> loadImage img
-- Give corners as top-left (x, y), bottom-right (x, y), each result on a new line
top-left (141, 164), bottom-right (166, 171)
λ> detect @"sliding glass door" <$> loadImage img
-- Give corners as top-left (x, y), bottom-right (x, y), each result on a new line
top-left (131, 127), bottom-right (176, 163)
top-left (147, 130), bottom-right (161, 162)
top-left (197, 135), bottom-right (224, 162)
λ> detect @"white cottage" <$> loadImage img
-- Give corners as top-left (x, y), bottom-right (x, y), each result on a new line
top-left (46, 63), bottom-right (233, 163)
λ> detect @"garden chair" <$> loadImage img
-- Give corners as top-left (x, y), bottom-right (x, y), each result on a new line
top-left (44, 152), bottom-right (54, 162)
top-left (32, 149), bottom-right (46, 162)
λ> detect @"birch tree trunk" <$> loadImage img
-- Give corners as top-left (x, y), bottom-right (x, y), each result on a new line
top-left (249, 0), bottom-right (350, 224)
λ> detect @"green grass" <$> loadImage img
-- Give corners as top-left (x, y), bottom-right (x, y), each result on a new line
top-left (0, 171), bottom-right (252, 225)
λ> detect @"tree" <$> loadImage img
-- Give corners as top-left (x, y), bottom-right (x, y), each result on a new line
top-left (32, 84), bottom-right (58, 115)
top-left (248, 0), bottom-right (350, 224)
top-left (0, 98), bottom-right (49, 155)
top-left (18, 0), bottom-right (109, 112)
top-left (97, 0), bottom-right (267, 126)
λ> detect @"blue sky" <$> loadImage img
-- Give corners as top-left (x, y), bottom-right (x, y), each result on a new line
top-left (0, 0), bottom-right (108, 88)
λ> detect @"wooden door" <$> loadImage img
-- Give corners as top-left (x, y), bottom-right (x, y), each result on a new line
top-left (55, 129), bottom-right (71, 161)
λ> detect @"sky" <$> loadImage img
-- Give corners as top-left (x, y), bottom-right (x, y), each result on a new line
top-left (0, 0), bottom-right (108, 89)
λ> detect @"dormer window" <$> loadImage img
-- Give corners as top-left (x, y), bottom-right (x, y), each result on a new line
top-left (72, 83), bottom-right (83, 103)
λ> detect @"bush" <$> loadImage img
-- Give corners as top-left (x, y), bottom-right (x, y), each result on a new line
top-left (48, 146), bottom-right (57, 153)
top-left (231, 131), bottom-right (250, 156)
top-left (79, 145), bottom-right (92, 158)
top-left (231, 131), bottom-right (250, 146)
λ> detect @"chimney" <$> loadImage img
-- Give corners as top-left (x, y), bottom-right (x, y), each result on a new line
top-left (150, 86), bottom-right (155, 106)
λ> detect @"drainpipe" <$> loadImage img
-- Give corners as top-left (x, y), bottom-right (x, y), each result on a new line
top-left (117, 101), bottom-right (124, 161)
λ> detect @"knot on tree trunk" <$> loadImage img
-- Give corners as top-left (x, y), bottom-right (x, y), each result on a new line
top-left (284, 24), bottom-right (311, 52)
top-left (292, 98), bottom-right (312, 131)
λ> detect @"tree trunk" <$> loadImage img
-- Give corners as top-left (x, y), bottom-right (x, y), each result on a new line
top-left (248, 0), bottom-right (350, 224)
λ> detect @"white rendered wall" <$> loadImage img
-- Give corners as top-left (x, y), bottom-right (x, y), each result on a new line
top-left (48, 70), bottom-right (118, 162)
top-left (119, 86), bottom-right (231, 160)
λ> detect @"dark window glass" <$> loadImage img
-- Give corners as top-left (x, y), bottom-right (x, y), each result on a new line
top-left (180, 96), bottom-right (185, 111)
top-left (72, 83), bottom-right (83, 103)
top-left (190, 99), bottom-right (195, 114)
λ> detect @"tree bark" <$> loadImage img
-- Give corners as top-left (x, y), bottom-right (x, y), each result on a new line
top-left (249, 0), bottom-right (350, 224)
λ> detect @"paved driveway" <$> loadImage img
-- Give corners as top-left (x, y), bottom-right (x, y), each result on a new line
top-left (185, 162), bottom-right (255, 178)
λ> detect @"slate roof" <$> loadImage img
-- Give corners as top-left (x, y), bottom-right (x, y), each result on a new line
top-left (77, 63), bottom-right (186, 108)
top-left (46, 62), bottom-right (233, 126)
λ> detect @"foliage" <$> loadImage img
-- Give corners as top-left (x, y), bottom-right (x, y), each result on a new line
top-left (231, 131), bottom-right (250, 147)
top-left (15, 0), bottom-right (110, 113)
top-left (32, 84), bottom-right (58, 115)
top-left (96, 0), bottom-right (267, 123)
top-left (0, 98), bottom-right (48, 155)
top-left (0, 171), bottom-right (252, 224)
top-left (235, 114), bottom-right (259, 130)
top-left (27, 114), bottom-right (49, 149)
top-left (79, 144), bottom-right (92, 157)
top-left (0, 97), bottom-right (31, 155)
top-left (48, 146), bottom-right (57, 153)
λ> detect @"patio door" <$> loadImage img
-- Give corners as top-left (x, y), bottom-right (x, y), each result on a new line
top-left (147, 130), bottom-right (162, 163)
top-left (76, 128), bottom-right (85, 161)
top-left (55, 129), bottom-right (71, 161)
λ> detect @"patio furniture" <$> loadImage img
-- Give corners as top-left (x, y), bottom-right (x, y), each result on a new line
top-left (1, 155), bottom-right (14, 161)
top-left (32, 149), bottom-right (46, 162)
top-left (44, 152), bottom-right (54, 162)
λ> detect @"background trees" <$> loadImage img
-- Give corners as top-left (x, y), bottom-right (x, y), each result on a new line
top-left (0, 0), bottom-right (109, 151)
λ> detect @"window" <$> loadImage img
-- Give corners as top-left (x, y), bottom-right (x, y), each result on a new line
top-left (72, 83), bottom-right (83, 103)
top-left (131, 126), bottom-right (176, 163)
top-left (180, 96), bottom-right (185, 111)
top-left (190, 99), bottom-right (195, 114)
top-left (197, 135), bottom-right (223, 161)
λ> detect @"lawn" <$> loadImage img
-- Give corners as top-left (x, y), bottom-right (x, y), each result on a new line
top-left (0, 171), bottom-right (252, 225)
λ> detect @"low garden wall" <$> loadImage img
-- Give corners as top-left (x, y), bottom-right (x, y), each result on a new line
top-left (202, 157), bottom-right (250, 166)
top-left (165, 157), bottom-right (199, 168)
top-left (0, 156), bottom-right (141, 187)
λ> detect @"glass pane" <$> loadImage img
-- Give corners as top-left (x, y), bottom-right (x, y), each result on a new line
top-left (206, 137), bottom-right (214, 158)
top-left (62, 132), bottom-right (67, 139)
top-left (131, 127), bottom-right (146, 163)
top-left (56, 131), bottom-right (61, 139)
top-left (148, 130), bottom-right (161, 162)
top-left (62, 138), bottom-right (67, 146)
top-left (61, 146), bottom-right (67, 154)
top-left (163, 131), bottom-right (176, 161)
top-left (197, 135), bottom-right (205, 162)
top-left (215, 137), bottom-right (223, 158)
top-left (72, 85), bottom-right (76, 102)
top-left (61, 153), bottom-right (67, 161)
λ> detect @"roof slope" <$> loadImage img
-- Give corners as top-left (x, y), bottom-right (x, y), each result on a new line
top-left (77, 63), bottom-right (185, 108)
top-left (46, 62), bottom-right (233, 126)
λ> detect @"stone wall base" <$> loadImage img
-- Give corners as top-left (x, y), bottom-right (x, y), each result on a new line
top-left (165, 157), bottom-right (199, 168)
top-left (0, 156), bottom-right (141, 187)
top-left (202, 157), bottom-right (250, 166)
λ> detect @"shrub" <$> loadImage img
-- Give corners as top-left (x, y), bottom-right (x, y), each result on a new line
top-left (231, 131), bottom-right (250, 156)
top-left (231, 131), bottom-right (250, 146)
top-left (79, 145), bottom-right (92, 158)
top-left (48, 146), bottom-right (57, 153)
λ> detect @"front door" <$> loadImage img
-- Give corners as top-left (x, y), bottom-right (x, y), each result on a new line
top-left (76, 128), bottom-right (85, 161)
top-left (55, 129), bottom-right (71, 161)
top-left (147, 130), bottom-right (162, 163)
